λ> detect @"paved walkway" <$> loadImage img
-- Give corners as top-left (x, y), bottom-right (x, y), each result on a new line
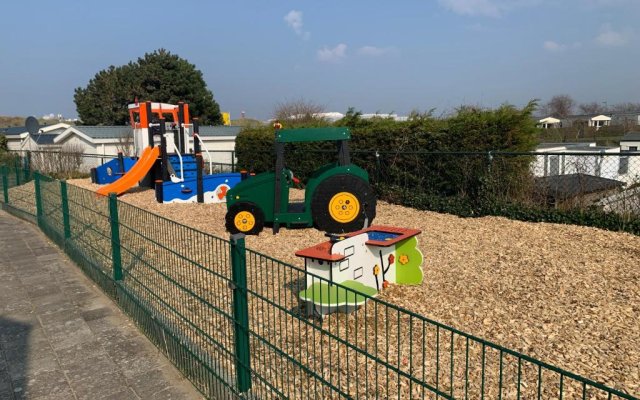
top-left (0, 211), bottom-right (203, 400)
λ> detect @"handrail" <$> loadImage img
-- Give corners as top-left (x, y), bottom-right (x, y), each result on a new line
top-left (172, 146), bottom-right (184, 182)
top-left (163, 133), bottom-right (183, 182)
top-left (181, 123), bottom-right (191, 156)
top-left (194, 134), bottom-right (212, 174)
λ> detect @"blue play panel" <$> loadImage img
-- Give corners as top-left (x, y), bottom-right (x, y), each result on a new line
top-left (161, 173), bottom-right (241, 203)
top-left (92, 157), bottom-right (137, 184)
top-left (367, 231), bottom-right (401, 242)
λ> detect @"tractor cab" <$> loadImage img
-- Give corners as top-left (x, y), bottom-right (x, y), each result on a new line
top-left (225, 127), bottom-right (377, 235)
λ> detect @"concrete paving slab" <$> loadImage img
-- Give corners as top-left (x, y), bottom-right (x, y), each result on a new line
top-left (0, 211), bottom-right (203, 399)
top-left (13, 370), bottom-right (72, 400)
top-left (54, 338), bottom-right (107, 366)
top-left (100, 387), bottom-right (140, 400)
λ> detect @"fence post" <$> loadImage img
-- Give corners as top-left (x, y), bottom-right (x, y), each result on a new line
top-left (108, 193), bottom-right (123, 281)
top-left (2, 167), bottom-right (8, 204)
top-left (34, 172), bottom-right (43, 227)
top-left (230, 233), bottom-right (251, 392)
top-left (15, 157), bottom-right (20, 186)
top-left (24, 152), bottom-right (31, 181)
top-left (60, 180), bottom-right (71, 241)
top-left (231, 151), bottom-right (235, 172)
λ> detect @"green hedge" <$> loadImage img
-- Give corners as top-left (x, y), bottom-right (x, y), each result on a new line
top-left (234, 103), bottom-right (639, 235)
top-left (390, 185), bottom-right (640, 235)
top-left (236, 103), bottom-right (538, 176)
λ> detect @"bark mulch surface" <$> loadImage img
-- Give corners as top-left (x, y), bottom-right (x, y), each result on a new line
top-left (68, 179), bottom-right (640, 397)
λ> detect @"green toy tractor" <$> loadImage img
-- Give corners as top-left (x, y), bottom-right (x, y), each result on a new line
top-left (225, 127), bottom-right (377, 235)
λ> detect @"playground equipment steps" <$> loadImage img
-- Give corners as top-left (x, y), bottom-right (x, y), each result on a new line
top-left (168, 153), bottom-right (198, 180)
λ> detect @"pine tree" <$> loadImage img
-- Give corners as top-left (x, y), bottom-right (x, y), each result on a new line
top-left (74, 49), bottom-right (221, 125)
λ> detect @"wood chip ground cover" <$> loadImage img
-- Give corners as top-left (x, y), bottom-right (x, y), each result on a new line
top-left (26, 180), bottom-right (638, 397)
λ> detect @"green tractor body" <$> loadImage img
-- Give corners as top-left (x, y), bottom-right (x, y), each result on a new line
top-left (225, 127), bottom-right (376, 235)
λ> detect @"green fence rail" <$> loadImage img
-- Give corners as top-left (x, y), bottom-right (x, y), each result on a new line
top-left (0, 164), bottom-right (636, 399)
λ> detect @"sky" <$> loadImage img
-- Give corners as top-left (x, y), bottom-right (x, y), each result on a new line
top-left (1, 0), bottom-right (639, 121)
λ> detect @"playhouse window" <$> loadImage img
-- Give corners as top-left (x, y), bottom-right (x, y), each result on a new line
top-left (344, 246), bottom-right (355, 257)
top-left (339, 259), bottom-right (349, 271)
top-left (353, 267), bottom-right (363, 280)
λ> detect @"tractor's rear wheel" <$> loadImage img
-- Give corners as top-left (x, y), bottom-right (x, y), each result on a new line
top-left (311, 174), bottom-right (376, 233)
top-left (225, 202), bottom-right (265, 235)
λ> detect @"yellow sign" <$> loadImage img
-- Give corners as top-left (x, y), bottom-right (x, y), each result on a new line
top-left (222, 112), bottom-right (230, 126)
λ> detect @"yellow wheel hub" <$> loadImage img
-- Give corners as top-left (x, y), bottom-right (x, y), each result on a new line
top-left (328, 192), bottom-right (360, 223)
top-left (234, 211), bottom-right (256, 232)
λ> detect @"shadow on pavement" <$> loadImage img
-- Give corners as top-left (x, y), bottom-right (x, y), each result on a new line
top-left (0, 316), bottom-right (32, 399)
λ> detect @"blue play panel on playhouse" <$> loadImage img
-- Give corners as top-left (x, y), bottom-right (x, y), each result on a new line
top-left (366, 231), bottom-right (401, 242)
top-left (92, 156), bottom-right (137, 184)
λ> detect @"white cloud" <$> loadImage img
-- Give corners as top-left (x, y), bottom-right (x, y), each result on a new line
top-left (317, 44), bottom-right (347, 63)
top-left (356, 46), bottom-right (396, 57)
top-left (543, 40), bottom-right (566, 52)
top-left (284, 10), bottom-right (309, 39)
top-left (595, 24), bottom-right (631, 47)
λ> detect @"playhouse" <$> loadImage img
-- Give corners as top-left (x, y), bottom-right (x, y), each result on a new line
top-left (91, 101), bottom-right (240, 203)
top-left (295, 225), bottom-right (424, 316)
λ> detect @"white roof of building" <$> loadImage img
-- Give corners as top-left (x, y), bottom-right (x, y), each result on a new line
top-left (285, 112), bottom-right (409, 122)
top-left (315, 112), bottom-right (345, 121)
top-left (590, 115), bottom-right (611, 121)
top-left (539, 117), bottom-right (561, 124)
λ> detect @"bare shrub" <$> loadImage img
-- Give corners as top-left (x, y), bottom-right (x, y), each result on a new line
top-left (546, 94), bottom-right (575, 118)
top-left (116, 129), bottom-right (135, 156)
top-left (272, 98), bottom-right (327, 127)
top-left (30, 142), bottom-right (85, 177)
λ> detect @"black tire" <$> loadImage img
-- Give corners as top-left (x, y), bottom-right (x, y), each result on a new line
top-left (311, 174), bottom-right (376, 233)
top-left (225, 202), bottom-right (265, 235)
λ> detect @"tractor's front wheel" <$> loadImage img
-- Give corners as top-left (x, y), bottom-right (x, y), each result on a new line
top-left (225, 202), bottom-right (265, 235)
top-left (311, 174), bottom-right (376, 233)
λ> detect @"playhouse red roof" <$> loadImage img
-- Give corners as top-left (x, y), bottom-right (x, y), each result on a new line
top-left (294, 242), bottom-right (346, 262)
top-left (295, 225), bottom-right (421, 262)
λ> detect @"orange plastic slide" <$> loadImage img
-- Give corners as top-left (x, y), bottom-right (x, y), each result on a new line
top-left (97, 146), bottom-right (160, 196)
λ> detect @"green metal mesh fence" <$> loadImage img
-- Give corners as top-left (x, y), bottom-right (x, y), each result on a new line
top-left (243, 250), bottom-right (636, 400)
top-left (1, 157), bottom-right (36, 222)
top-left (0, 165), bottom-right (636, 400)
top-left (38, 175), bottom-right (64, 245)
top-left (64, 183), bottom-right (115, 296)
top-left (116, 200), bottom-right (240, 398)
